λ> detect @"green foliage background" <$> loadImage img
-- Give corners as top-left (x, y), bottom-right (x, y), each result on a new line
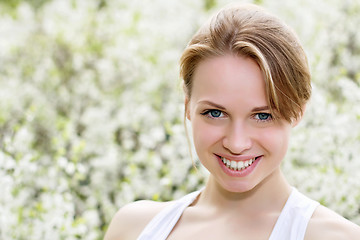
top-left (0, 0), bottom-right (359, 239)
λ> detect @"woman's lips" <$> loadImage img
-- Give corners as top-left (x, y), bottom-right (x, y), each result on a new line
top-left (215, 154), bottom-right (262, 177)
top-left (220, 156), bottom-right (257, 171)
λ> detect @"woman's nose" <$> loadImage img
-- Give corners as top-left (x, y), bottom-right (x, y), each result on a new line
top-left (222, 121), bottom-right (252, 155)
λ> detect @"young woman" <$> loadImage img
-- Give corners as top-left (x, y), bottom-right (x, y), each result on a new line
top-left (104, 3), bottom-right (360, 240)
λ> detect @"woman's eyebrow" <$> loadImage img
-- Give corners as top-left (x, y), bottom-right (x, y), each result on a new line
top-left (197, 100), bottom-right (226, 110)
top-left (252, 106), bottom-right (270, 112)
top-left (197, 101), bottom-right (270, 112)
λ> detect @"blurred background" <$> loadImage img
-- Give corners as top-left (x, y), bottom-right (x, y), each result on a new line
top-left (0, 0), bottom-right (359, 239)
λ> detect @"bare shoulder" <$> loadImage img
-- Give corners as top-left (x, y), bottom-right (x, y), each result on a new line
top-left (305, 204), bottom-right (360, 240)
top-left (104, 199), bottom-right (173, 240)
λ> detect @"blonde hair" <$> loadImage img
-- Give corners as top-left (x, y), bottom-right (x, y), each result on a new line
top-left (180, 3), bottom-right (311, 122)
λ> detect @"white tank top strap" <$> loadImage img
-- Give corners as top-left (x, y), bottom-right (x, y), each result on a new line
top-left (137, 187), bottom-right (319, 240)
top-left (137, 189), bottom-right (202, 240)
top-left (268, 187), bottom-right (320, 240)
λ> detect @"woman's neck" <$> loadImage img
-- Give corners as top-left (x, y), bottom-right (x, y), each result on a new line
top-left (196, 168), bottom-right (292, 216)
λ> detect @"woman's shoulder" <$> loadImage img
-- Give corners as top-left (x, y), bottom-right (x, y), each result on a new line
top-left (305, 204), bottom-right (360, 240)
top-left (104, 199), bottom-right (173, 240)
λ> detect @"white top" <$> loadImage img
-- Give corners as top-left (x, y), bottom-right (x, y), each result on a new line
top-left (137, 188), bottom-right (319, 240)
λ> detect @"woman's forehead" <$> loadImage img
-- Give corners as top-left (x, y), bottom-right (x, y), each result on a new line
top-left (190, 55), bottom-right (268, 110)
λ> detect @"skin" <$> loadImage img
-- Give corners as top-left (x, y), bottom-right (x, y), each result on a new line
top-left (186, 54), bottom-right (293, 194)
top-left (104, 55), bottom-right (360, 240)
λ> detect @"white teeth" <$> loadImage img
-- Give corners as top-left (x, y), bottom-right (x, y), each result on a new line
top-left (226, 159), bottom-right (230, 167)
top-left (230, 161), bottom-right (237, 169)
top-left (221, 157), bottom-right (256, 171)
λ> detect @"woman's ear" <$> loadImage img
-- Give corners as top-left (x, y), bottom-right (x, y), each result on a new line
top-left (185, 97), bottom-right (191, 121)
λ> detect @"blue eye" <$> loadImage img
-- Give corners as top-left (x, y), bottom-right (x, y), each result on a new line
top-left (201, 109), bottom-right (224, 118)
top-left (209, 110), bottom-right (222, 118)
top-left (255, 113), bottom-right (272, 121)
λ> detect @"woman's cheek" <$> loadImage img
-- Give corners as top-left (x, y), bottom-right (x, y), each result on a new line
top-left (192, 120), bottom-right (223, 149)
top-left (259, 126), bottom-right (290, 155)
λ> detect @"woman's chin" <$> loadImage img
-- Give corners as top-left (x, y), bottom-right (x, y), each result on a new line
top-left (218, 180), bottom-right (257, 194)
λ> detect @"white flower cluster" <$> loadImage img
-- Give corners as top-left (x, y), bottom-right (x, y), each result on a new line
top-left (0, 0), bottom-right (359, 239)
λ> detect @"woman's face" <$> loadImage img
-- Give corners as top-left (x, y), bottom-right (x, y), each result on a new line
top-left (186, 55), bottom-right (293, 193)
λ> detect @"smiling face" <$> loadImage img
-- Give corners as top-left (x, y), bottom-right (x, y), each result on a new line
top-left (186, 55), bottom-right (293, 193)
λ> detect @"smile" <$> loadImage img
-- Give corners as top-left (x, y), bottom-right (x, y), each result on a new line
top-left (221, 157), bottom-right (257, 171)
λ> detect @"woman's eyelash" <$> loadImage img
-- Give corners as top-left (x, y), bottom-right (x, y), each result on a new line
top-left (253, 112), bottom-right (273, 122)
top-left (200, 109), bottom-right (224, 118)
top-left (200, 110), bottom-right (273, 122)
